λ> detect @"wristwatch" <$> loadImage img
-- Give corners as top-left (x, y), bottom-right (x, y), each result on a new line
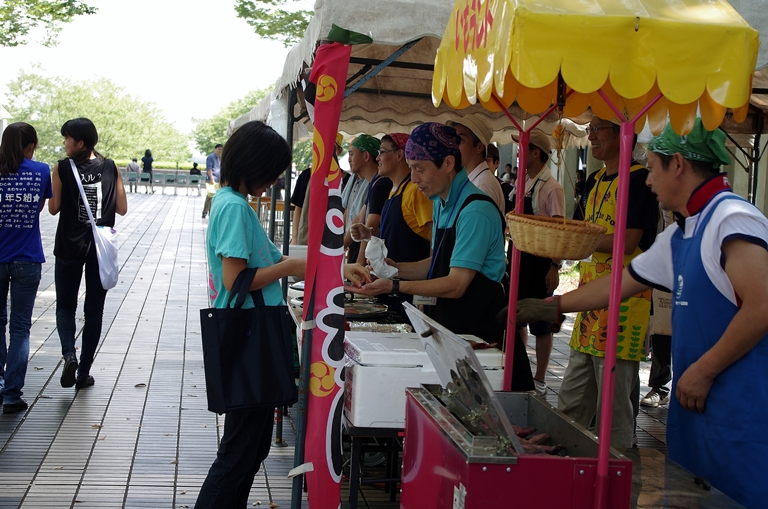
top-left (389, 279), bottom-right (399, 297)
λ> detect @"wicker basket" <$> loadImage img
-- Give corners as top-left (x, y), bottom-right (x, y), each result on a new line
top-left (506, 213), bottom-right (607, 260)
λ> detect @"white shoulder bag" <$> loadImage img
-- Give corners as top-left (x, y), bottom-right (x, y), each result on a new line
top-left (69, 159), bottom-right (119, 290)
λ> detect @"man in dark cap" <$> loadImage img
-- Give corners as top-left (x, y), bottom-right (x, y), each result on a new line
top-left (350, 122), bottom-right (534, 391)
top-left (516, 118), bottom-right (768, 509)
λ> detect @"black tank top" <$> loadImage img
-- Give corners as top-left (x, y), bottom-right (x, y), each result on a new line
top-left (54, 158), bottom-right (118, 259)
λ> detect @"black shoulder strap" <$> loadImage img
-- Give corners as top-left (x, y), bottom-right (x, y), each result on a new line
top-left (457, 193), bottom-right (506, 231)
top-left (229, 267), bottom-right (266, 308)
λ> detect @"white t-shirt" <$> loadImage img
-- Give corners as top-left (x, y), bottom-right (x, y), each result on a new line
top-left (467, 161), bottom-right (505, 215)
top-left (629, 193), bottom-right (768, 306)
top-left (524, 174), bottom-right (566, 218)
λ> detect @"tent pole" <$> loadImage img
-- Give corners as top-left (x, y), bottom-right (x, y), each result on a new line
top-left (491, 93), bottom-right (571, 391)
top-left (592, 92), bottom-right (661, 509)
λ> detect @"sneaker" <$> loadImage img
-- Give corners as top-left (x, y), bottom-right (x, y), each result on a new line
top-left (75, 375), bottom-right (95, 390)
top-left (640, 389), bottom-right (670, 408)
top-left (61, 354), bottom-right (78, 388)
top-left (3, 399), bottom-right (28, 414)
top-left (533, 379), bottom-right (548, 397)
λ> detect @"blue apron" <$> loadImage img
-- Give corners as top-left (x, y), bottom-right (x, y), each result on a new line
top-left (669, 194), bottom-right (768, 509)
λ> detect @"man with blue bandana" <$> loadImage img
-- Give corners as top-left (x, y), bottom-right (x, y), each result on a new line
top-left (350, 122), bottom-right (534, 391)
top-left (516, 118), bottom-right (768, 509)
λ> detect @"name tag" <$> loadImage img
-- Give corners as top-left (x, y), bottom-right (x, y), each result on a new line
top-left (413, 295), bottom-right (437, 306)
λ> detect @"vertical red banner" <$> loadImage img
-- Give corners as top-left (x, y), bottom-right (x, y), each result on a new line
top-left (302, 42), bottom-right (351, 509)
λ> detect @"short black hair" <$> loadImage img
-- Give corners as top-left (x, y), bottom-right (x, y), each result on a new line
top-left (61, 118), bottom-right (100, 165)
top-left (433, 148), bottom-right (463, 174)
top-left (656, 153), bottom-right (719, 179)
top-left (215, 144), bottom-right (223, 149)
top-left (220, 121), bottom-right (291, 194)
top-left (486, 144), bottom-right (500, 163)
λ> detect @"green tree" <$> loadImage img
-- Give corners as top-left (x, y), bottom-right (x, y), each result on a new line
top-left (3, 69), bottom-right (190, 166)
top-left (292, 138), bottom-right (348, 170)
top-left (0, 0), bottom-right (96, 47)
top-left (192, 87), bottom-right (273, 156)
top-left (235, 0), bottom-right (312, 47)
top-left (292, 139), bottom-right (312, 170)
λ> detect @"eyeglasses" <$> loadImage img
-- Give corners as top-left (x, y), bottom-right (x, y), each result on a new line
top-left (585, 125), bottom-right (613, 135)
top-left (378, 148), bottom-right (399, 155)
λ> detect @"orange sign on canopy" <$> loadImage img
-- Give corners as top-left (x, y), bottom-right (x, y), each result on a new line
top-left (433, 0), bottom-right (759, 134)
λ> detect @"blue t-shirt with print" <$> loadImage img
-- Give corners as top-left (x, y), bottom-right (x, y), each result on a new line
top-left (0, 158), bottom-right (52, 263)
top-left (206, 187), bottom-right (284, 308)
top-left (430, 169), bottom-right (506, 282)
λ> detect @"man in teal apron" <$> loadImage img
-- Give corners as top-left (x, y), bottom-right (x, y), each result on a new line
top-left (516, 118), bottom-right (768, 509)
top-left (350, 122), bottom-right (534, 391)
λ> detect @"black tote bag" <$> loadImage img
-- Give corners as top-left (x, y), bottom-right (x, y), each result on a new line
top-left (200, 267), bottom-right (298, 414)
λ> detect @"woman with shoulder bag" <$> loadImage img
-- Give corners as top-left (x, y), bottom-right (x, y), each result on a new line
top-left (0, 123), bottom-right (52, 414)
top-left (49, 118), bottom-right (127, 390)
top-left (195, 120), bottom-right (369, 508)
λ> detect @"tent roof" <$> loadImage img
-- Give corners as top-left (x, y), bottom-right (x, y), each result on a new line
top-left (433, 0), bottom-right (759, 135)
top-left (231, 0), bottom-right (767, 145)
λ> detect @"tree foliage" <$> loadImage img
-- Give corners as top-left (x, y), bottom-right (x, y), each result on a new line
top-left (3, 69), bottom-right (190, 165)
top-left (235, 0), bottom-right (312, 47)
top-left (192, 87), bottom-right (273, 156)
top-left (0, 0), bottom-right (96, 47)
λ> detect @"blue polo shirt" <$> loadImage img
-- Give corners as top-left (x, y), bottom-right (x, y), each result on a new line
top-left (0, 158), bottom-right (52, 263)
top-left (206, 187), bottom-right (284, 308)
top-left (430, 169), bottom-right (505, 282)
top-left (206, 152), bottom-right (221, 183)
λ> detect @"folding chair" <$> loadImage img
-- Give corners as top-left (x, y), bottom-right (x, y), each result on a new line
top-left (164, 172), bottom-right (177, 195)
top-left (189, 174), bottom-right (201, 196)
top-left (139, 172), bottom-right (152, 193)
top-left (152, 172), bottom-right (164, 194)
top-left (126, 171), bottom-right (139, 192)
top-left (176, 172), bottom-right (189, 195)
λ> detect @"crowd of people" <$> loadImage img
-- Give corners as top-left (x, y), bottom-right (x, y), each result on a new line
top-left (1, 111), bottom-right (766, 509)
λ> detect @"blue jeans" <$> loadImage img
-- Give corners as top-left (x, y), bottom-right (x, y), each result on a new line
top-left (195, 408), bottom-right (274, 508)
top-left (55, 251), bottom-right (107, 378)
top-left (0, 262), bottom-right (42, 404)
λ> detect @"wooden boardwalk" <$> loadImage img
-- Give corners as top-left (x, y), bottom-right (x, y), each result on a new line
top-left (0, 191), bottom-right (669, 508)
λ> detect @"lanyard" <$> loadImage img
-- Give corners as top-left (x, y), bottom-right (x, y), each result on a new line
top-left (428, 178), bottom-right (470, 279)
top-left (588, 171), bottom-right (616, 225)
top-left (380, 175), bottom-right (411, 229)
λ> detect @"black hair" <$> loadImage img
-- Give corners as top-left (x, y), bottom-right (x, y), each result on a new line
top-left (433, 149), bottom-right (463, 174)
top-left (380, 135), bottom-right (400, 151)
top-left (215, 144), bottom-right (223, 150)
top-left (220, 121), bottom-right (291, 194)
top-left (132, 158), bottom-right (138, 162)
top-left (192, 162), bottom-right (198, 168)
top-left (61, 118), bottom-right (101, 165)
top-left (656, 153), bottom-right (719, 178)
top-left (486, 144), bottom-right (500, 163)
top-left (145, 149), bottom-right (152, 158)
top-left (505, 163), bottom-right (512, 170)
top-left (0, 122), bottom-right (37, 177)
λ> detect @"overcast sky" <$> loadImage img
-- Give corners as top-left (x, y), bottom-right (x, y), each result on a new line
top-left (0, 0), bottom-right (299, 135)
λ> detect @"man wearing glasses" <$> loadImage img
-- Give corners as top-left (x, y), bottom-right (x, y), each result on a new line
top-left (556, 116), bottom-right (658, 449)
top-left (351, 133), bottom-right (433, 317)
top-left (344, 135), bottom-right (391, 264)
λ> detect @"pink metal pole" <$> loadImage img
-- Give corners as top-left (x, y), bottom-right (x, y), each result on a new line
top-left (592, 91), bottom-right (662, 509)
top-left (492, 94), bottom-right (565, 391)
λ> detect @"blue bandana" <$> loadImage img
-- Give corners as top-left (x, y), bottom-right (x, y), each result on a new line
top-left (405, 123), bottom-right (460, 161)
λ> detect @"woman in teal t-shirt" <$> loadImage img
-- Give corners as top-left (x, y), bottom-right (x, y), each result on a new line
top-left (196, 121), bottom-right (369, 508)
